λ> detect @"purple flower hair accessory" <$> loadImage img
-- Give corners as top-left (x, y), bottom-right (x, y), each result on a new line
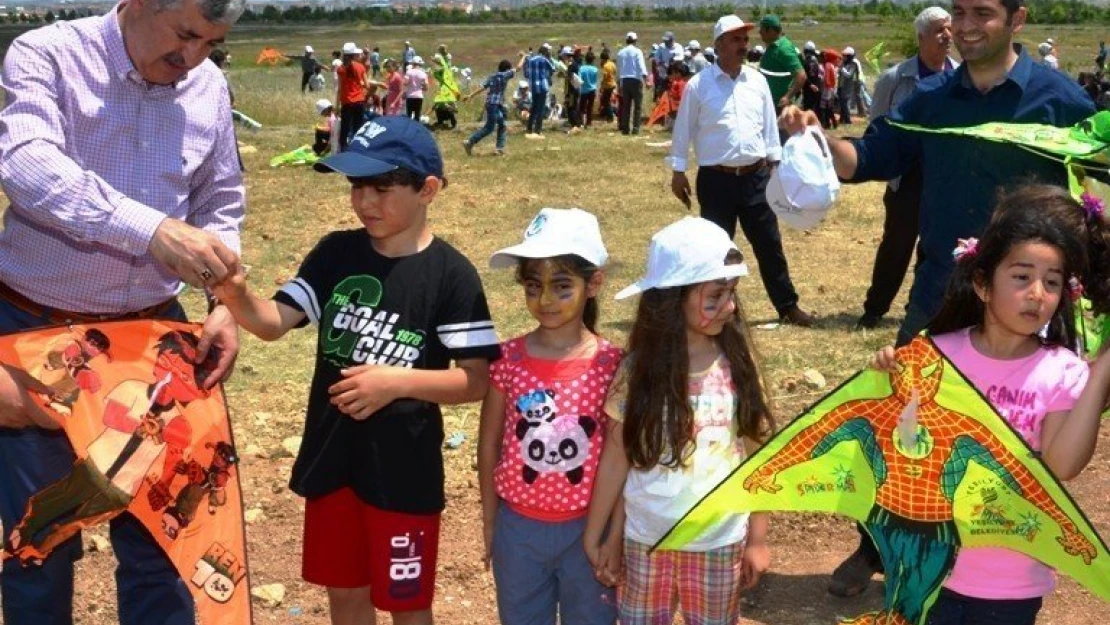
top-left (1080, 192), bottom-right (1105, 223)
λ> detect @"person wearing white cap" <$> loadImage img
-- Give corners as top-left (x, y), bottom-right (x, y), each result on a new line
top-left (688, 39), bottom-right (710, 74)
top-left (654, 31), bottom-right (684, 100)
top-left (402, 40), bottom-right (415, 70)
top-left (1038, 41), bottom-right (1059, 69)
top-left (312, 99), bottom-right (337, 156)
top-left (836, 47), bottom-right (860, 124)
top-left (584, 216), bottom-right (773, 625)
top-left (482, 207), bottom-right (620, 623)
top-left (336, 42), bottom-right (368, 151)
top-left (801, 40), bottom-right (823, 113)
top-left (403, 55), bottom-right (430, 121)
top-left (617, 31), bottom-right (648, 134)
top-left (300, 44), bottom-right (319, 93)
top-left (666, 14), bottom-right (815, 327)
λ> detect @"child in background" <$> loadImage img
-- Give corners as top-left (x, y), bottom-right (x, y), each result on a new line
top-left (308, 65), bottom-right (326, 92)
top-left (462, 59), bottom-right (517, 156)
top-left (577, 52), bottom-right (599, 128)
top-left (871, 184), bottom-right (1110, 625)
top-left (404, 56), bottom-right (429, 121)
top-left (513, 80), bottom-right (532, 122)
top-left (212, 116), bottom-right (501, 625)
top-left (585, 217), bottom-right (773, 625)
top-left (478, 208), bottom-right (623, 625)
top-left (819, 49), bottom-right (840, 130)
top-left (311, 98), bottom-right (337, 156)
top-left (598, 50), bottom-right (618, 123)
top-left (384, 59), bottom-right (404, 116)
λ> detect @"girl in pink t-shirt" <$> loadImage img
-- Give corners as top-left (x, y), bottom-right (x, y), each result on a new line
top-left (478, 208), bottom-right (623, 625)
top-left (870, 185), bottom-right (1110, 624)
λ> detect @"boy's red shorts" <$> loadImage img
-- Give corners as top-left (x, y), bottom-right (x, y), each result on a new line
top-left (302, 487), bottom-right (441, 612)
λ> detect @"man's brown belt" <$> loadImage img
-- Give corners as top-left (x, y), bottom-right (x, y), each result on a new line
top-left (703, 159), bottom-right (767, 176)
top-left (0, 282), bottom-right (179, 325)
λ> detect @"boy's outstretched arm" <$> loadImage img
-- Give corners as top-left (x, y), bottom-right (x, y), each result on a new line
top-left (211, 272), bottom-right (306, 341)
top-left (328, 358), bottom-right (490, 420)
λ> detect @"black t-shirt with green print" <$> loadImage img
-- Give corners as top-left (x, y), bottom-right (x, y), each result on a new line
top-left (274, 230), bottom-right (500, 512)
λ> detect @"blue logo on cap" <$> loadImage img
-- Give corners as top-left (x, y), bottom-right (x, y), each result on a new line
top-left (314, 115), bottom-right (445, 179)
top-left (525, 214), bottom-right (547, 238)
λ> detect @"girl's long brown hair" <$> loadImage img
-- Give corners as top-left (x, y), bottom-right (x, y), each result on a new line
top-left (622, 279), bottom-right (774, 469)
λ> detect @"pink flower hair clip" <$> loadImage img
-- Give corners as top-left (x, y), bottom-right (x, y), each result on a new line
top-left (952, 238), bottom-right (979, 263)
top-left (1080, 192), bottom-right (1105, 223)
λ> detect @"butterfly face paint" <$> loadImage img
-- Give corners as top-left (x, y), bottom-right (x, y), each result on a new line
top-left (683, 278), bottom-right (739, 337)
top-left (522, 259), bottom-right (592, 331)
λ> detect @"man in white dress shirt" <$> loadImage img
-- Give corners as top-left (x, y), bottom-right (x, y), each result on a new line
top-left (616, 32), bottom-right (648, 135)
top-left (667, 14), bottom-right (814, 326)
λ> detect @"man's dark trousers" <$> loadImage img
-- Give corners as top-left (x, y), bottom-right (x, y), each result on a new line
top-left (696, 166), bottom-right (801, 316)
top-left (862, 165), bottom-right (924, 320)
top-left (618, 78), bottom-right (643, 134)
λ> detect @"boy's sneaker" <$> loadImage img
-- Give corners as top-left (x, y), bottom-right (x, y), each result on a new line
top-left (462, 140), bottom-right (473, 156)
top-left (494, 149), bottom-right (505, 156)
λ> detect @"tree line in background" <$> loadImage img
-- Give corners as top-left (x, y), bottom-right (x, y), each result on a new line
top-left (234, 0), bottom-right (1110, 26)
top-left (5, 1), bottom-right (1104, 30)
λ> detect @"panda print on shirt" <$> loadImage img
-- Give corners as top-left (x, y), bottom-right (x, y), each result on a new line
top-left (514, 390), bottom-right (597, 485)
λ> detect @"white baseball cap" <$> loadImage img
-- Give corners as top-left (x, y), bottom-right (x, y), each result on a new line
top-left (688, 39), bottom-right (701, 50)
top-left (713, 15), bottom-right (754, 42)
top-left (315, 99), bottom-right (333, 115)
top-left (766, 127), bottom-right (841, 230)
top-left (842, 46), bottom-right (855, 56)
top-left (341, 42), bottom-right (362, 55)
top-left (705, 46), bottom-right (715, 55)
top-left (412, 56), bottom-right (425, 65)
top-left (804, 40), bottom-right (816, 51)
top-left (753, 45), bottom-right (765, 54)
top-left (305, 45), bottom-right (314, 53)
top-left (1046, 37), bottom-right (1055, 44)
top-left (615, 217), bottom-right (749, 300)
top-left (490, 208), bottom-right (608, 269)
top-left (627, 31), bottom-right (638, 41)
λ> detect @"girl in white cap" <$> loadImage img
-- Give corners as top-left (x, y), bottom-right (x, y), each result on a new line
top-left (585, 216), bottom-right (773, 625)
top-left (479, 208), bottom-right (622, 625)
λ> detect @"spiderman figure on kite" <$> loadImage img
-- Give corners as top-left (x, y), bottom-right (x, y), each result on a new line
top-left (743, 337), bottom-right (1096, 625)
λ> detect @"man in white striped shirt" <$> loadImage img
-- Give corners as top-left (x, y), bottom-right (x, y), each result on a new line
top-left (667, 15), bottom-right (814, 327)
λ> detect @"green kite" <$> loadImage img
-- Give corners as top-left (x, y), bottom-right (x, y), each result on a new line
top-left (656, 336), bottom-right (1109, 625)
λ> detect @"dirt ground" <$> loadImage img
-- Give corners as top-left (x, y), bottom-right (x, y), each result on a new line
top-left (56, 425), bottom-right (1110, 624)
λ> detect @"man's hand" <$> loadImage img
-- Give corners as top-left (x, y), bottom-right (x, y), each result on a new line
top-left (149, 218), bottom-right (240, 289)
top-left (0, 364), bottom-right (60, 429)
top-left (777, 95), bottom-right (794, 110)
top-left (328, 364), bottom-right (407, 420)
top-left (196, 306), bottom-right (239, 389)
top-left (671, 171), bottom-right (692, 209)
top-left (778, 105), bottom-right (820, 137)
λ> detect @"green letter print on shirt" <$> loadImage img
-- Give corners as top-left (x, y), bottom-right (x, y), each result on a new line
top-left (323, 275), bottom-right (384, 361)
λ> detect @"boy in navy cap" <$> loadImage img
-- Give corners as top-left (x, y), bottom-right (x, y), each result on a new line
top-left (212, 116), bottom-right (500, 625)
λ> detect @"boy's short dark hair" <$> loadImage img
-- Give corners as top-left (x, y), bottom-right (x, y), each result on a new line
top-left (348, 168), bottom-right (428, 192)
top-left (600, 50), bottom-right (609, 61)
top-left (585, 51), bottom-right (596, 64)
top-left (999, 0), bottom-right (1024, 18)
top-left (497, 59), bottom-right (512, 72)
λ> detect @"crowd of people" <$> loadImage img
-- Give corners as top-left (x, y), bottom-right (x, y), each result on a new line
top-left (2, 1), bottom-right (1110, 625)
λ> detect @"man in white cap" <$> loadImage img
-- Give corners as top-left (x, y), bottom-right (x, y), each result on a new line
top-left (801, 40), bottom-right (822, 112)
top-left (402, 40), bottom-right (415, 70)
top-left (336, 42), bottom-right (367, 151)
top-left (837, 47), bottom-right (860, 124)
top-left (688, 40), bottom-right (709, 73)
top-left (301, 44), bottom-right (319, 93)
top-left (666, 15), bottom-right (814, 327)
top-left (616, 31), bottom-right (648, 135)
top-left (653, 31), bottom-right (683, 100)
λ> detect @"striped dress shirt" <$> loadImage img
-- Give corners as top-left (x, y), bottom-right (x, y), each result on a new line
top-left (0, 6), bottom-right (244, 314)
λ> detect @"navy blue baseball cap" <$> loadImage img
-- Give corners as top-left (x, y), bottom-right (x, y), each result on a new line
top-left (314, 115), bottom-right (445, 181)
